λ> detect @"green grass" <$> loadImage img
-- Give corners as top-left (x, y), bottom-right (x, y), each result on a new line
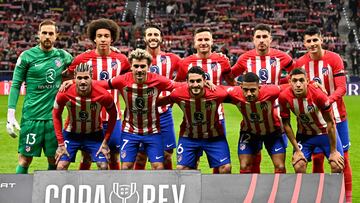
top-left (0, 95), bottom-right (359, 201)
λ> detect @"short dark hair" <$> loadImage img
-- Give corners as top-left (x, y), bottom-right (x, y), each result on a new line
top-left (194, 27), bottom-right (212, 36)
top-left (289, 68), bottom-right (306, 77)
top-left (75, 63), bottom-right (93, 77)
top-left (243, 72), bottom-right (259, 83)
top-left (143, 24), bottom-right (162, 37)
top-left (87, 18), bottom-right (120, 43)
top-left (254, 24), bottom-right (271, 34)
top-left (304, 26), bottom-right (321, 37)
top-left (186, 66), bottom-right (206, 80)
top-left (39, 19), bottom-right (58, 32)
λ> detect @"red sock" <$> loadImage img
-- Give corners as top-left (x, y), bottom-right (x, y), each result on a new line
top-left (164, 160), bottom-right (173, 170)
top-left (213, 168), bottom-right (219, 174)
top-left (343, 151), bottom-right (352, 203)
top-left (240, 169), bottom-right (252, 174)
top-left (251, 153), bottom-right (261, 173)
top-left (312, 153), bottom-right (325, 173)
top-left (134, 162), bottom-right (146, 170)
top-left (274, 168), bottom-right (286, 173)
top-left (79, 162), bottom-right (91, 170)
top-left (109, 162), bottom-right (120, 170)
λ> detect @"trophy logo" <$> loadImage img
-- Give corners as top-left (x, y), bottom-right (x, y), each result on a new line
top-left (109, 182), bottom-right (139, 203)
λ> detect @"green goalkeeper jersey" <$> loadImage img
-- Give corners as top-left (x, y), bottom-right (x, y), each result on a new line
top-left (8, 45), bottom-right (73, 120)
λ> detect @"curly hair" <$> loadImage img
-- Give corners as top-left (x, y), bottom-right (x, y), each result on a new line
top-left (87, 18), bottom-right (120, 43)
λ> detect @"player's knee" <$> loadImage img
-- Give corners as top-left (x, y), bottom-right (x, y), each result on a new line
top-left (176, 165), bottom-right (190, 170)
top-left (56, 162), bottom-right (69, 170)
top-left (219, 164), bottom-right (231, 174)
top-left (240, 162), bottom-right (252, 171)
top-left (274, 165), bottom-right (286, 173)
top-left (151, 162), bottom-right (164, 170)
top-left (18, 155), bottom-right (32, 167)
top-left (293, 160), bottom-right (307, 173)
top-left (121, 162), bottom-right (134, 170)
top-left (97, 162), bottom-right (109, 170)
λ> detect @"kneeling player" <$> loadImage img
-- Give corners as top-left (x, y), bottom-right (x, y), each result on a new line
top-left (53, 63), bottom-right (117, 170)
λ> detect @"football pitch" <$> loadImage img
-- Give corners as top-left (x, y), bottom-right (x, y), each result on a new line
top-left (0, 95), bottom-right (359, 201)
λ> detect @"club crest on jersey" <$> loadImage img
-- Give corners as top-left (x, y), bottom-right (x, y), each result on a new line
top-left (258, 69), bottom-right (269, 82)
top-left (25, 145), bottom-right (31, 152)
top-left (250, 112), bottom-right (260, 122)
top-left (54, 58), bottom-right (62, 67)
top-left (121, 150), bottom-right (127, 159)
top-left (270, 57), bottom-right (277, 67)
top-left (160, 55), bottom-right (167, 64)
top-left (177, 154), bottom-right (182, 162)
top-left (299, 113), bottom-right (310, 124)
top-left (322, 66), bottom-right (329, 75)
top-left (204, 73), bottom-right (211, 80)
top-left (90, 103), bottom-right (97, 111)
top-left (79, 111), bottom-right (89, 121)
top-left (211, 62), bottom-right (218, 71)
top-left (260, 102), bottom-right (268, 110)
top-left (135, 97), bottom-right (145, 109)
top-left (194, 112), bottom-right (204, 122)
top-left (100, 70), bottom-right (109, 80)
top-left (239, 143), bottom-right (246, 151)
top-left (307, 104), bottom-right (315, 113)
top-left (205, 102), bottom-right (212, 110)
top-left (146, 88), bottom-right (154, 96)
top-left (312, 77), bottom-right (322, 84)
top-left (150, 65), bottom-right (159, 74)
top-left (111, 61), bottom-right (118, 70)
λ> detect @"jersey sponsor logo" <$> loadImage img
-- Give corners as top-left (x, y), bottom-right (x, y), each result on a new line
top-left (111, 61), bottom-right (118, 70)
top-left (211, 62), bottom-right (218, 71)
top-left (46, 69), bottom-right (56, 84)
top-left (313, 77), bottom-right (322, 84)
top-left (135, 97), bottom-right (145, 109)
top-left (150, 65), bottom-right (159, 74)
top-left (79, 111), bottom-right (89, 121)
top-left (100, 71), bottom-right (109, 80)
top-left (299, 113), bottom-right (310, 124)
top-left (259, 69), bottom-right (269, 82)
top-left (194, 112), bottom-right (204, 123)
top-left (54, 58), bottom-right (63, 67)
top-left (204, 73), bottom-right (210, 80)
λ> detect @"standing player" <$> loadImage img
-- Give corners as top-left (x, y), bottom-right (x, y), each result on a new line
top-left (98, 49), bottom-right (182, 170)
top-left (279, 68), bottom-right (344, 173)
top-left (53, 63), bottom-right (117, 170)
top-left (134, 24), bottom-right (181, 170)
top-left (175, 27), bottom-right (233, 173)
top-left (295, 25), bottom-right (352, 202)
top-left (230, 24), bottom-right (293, 173)
top-left (159, 66), bottom-right (231, 173)
top-left (6, 20), bottom-right (73, 174)
top-left (68, 18), bottom-right (130, 170)
top-left (226, 72), bottom-right (286, 173)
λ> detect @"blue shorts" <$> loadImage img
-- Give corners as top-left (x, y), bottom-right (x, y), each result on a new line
top-left (313, 120), bottom-right (349, 154)
top-left (296, 133), bottom-right (344, 162)
top-left (177, 136), bottom-right (231, 168)
top-left (139, 108), bottom-right (176, 152)
top-left (102, 120), bottom-right (122, 153)
top-left (60, 130), bottom-right (107, 163)
top-left (196, 119), bottom-right (226, 158)
top-left (120, 131), bottom-right (164, 163)
top-left (238, 131), bottom-right (287, 155)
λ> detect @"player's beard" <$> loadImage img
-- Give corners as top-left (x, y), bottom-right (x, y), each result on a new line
top-left (41, 39), bottom-right (53, 50)
top-left (146, 39), bottom-right (160, 49)
top-left (77, 85), bottom-right (91, 97)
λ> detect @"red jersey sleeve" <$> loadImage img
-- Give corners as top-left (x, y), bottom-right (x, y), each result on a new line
top-left (231, 54), bottom-right (247, 77)
top-left (52, 92), bottom-right (68, 145)
top-left (278, 89), bottom-right (291, 118)
top-left (328, 53), bottom-right (346, 104)
top-left (120, 55), bottom-right (131, 74)
top-left (100, 91), bottom-right (117, 141)
top-left (312, 85), bottom-right (332, 112)
top-left (175, 58), bottom-right (188, 82)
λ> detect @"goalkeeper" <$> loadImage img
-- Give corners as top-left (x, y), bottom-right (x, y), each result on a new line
top-left (7, 20), bottom-right (73, 174)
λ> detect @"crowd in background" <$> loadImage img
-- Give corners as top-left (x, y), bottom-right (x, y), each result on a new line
top-left (1, 0), bottom-right (360, 75)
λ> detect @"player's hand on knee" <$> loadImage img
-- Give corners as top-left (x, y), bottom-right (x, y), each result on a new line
top-left (6, 109), bottom-right (20, 138)
top-left (55, 145), bottom-right (69, 165)
top-left (292, 150), bottom-right (306, 166)
top-left (97, 142), bottom-right (110, 161)
top-left (329, 151), bottom-right (344, 170)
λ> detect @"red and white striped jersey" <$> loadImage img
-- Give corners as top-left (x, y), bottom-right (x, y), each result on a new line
top-left (175, 53), bottom-right (231, 120)
top-left (68, 50), bottom-right (130, 121)
top-left (279, 84), bottom-right (332, 136)
top-left (231, 48), bottom-right (293, 85)
top-left (149, 52), bottom-right (181, 114)
top-left (169, 85), bottom-right (228, 139)
top-left (226, 85), bottom-right (281, 136)
top-left (53, 83), bottom-right (116, 144)
top-left (295, 50), bottom-right (347, 123)
top-left (105, 72), bottom-right (178, 135)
